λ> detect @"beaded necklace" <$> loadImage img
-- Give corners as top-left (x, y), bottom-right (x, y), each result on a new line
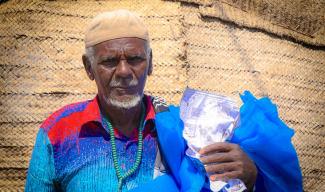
top-left (102, 103), bottom-right (145, 192)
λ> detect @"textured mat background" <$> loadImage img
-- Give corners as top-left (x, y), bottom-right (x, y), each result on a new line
top-left (174, 0), bottom-right (325, 46)
top-left (0, 0), bottom-right (324, 191)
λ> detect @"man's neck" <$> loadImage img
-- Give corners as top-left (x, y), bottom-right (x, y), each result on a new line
top-left (99, 98), bottom-right (143, 138)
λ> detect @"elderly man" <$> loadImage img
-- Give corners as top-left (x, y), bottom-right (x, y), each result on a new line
top-left (25, 10), bottom-right (302, 192)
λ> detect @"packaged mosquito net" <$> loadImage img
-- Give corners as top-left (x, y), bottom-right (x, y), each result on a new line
top-left (180, 88), bottom-right (246, 192)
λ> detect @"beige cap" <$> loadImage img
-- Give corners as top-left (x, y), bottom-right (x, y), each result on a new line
top-left (84, 9), bottom-right (149, 48)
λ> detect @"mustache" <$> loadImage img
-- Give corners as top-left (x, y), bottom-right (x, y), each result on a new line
top-left (109, 78), bottom-right (138, 87)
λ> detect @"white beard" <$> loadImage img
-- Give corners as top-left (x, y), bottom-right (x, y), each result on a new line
top-left (108, 94), bottom-right (142, 110)
top-left (107, 77), bottom-right (143, 109)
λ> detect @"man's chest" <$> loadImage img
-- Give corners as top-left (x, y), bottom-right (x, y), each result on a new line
top-left (52, 134), bottom-right (159, 191)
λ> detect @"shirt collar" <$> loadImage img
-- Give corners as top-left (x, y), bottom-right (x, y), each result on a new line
top-left (80, 95), bottom-right (156, 140)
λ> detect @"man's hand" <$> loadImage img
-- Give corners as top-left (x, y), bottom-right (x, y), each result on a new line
top-left (199, 142), bottom-right (257, 190)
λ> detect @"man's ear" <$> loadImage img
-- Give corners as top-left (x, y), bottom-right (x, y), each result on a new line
top-left (148, 49), bottom-right (153, 76)
top-left (82, 54), bottom-right (95, 80)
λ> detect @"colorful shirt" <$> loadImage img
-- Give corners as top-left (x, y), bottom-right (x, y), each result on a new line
top-left (26, 91), bottom-right (303, 192)
top-left (25, 95), bottom-right (165, 192)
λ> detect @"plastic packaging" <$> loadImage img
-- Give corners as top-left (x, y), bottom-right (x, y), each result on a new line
top-left (180, 88), bottom-right (245, 192)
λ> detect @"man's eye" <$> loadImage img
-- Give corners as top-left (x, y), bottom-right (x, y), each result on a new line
top-left (102, 58), bottom-right (118, 66)
top-left (127, 56), bottom-right (145, 64)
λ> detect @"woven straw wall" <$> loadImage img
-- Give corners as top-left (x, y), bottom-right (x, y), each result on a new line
top-left (0, 0), bottom-right (324, 191)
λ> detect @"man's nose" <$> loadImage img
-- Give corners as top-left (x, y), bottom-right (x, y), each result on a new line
top-left (115, 59), bottom-right (132, 78)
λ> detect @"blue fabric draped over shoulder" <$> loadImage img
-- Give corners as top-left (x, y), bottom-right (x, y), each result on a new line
top-left (132, 106), bottom-right (209, 192)
top-left (134, 91), bottom-right (302, 192)
top-left (230, 91), bottom-right (302, 191)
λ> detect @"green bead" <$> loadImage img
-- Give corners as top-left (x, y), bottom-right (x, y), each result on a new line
top-left (102, 102), bottom-right (145, 191)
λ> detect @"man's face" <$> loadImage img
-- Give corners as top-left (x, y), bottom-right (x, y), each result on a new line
top-left (83, 38), bottom-right (152, 109)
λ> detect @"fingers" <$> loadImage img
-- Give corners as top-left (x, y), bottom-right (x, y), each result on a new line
top-left (204, 162), bottom-right (235, 173)
top-left (200, 152), bottom-right (233, 164)
top-left (204, 161), bottom-right (242, 174)
top-left (209, 171), bottom-right (242, 181)
top-left (198, 142), bottom-right (257, 190)
top-left (199, 142), bottom-right (238, 155)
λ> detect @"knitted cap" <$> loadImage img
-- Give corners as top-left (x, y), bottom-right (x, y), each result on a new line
top-left (85, 9), bottom-right (149, 48)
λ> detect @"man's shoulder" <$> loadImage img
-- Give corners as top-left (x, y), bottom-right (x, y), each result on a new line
top-left (147, 95), bottom-right (170, 114)
top-left (146, 95), bottom-right (182, 127)
top-left (40, 99), bottom-right (93, 133)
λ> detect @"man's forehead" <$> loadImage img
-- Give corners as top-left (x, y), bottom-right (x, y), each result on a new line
top-left (94, 38), bottom-right (147, 54)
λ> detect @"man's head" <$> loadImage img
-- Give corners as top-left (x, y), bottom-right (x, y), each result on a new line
top-left (82, 10), bottom-right (152, 110)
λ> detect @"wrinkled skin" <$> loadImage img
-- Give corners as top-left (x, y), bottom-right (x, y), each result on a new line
top-left (200, 142), bottom-right (257, 190)
top-left (83, 38), bottom-right (152, 107)
top-left (82, 37), bottom-right (152, 136)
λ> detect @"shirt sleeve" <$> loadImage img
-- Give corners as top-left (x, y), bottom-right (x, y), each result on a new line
top-left (25, 128), bottom-right (57, 192)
